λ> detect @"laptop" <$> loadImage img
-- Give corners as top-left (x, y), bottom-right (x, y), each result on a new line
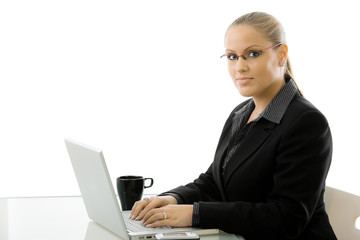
top-left (65, 138), bottom-right (219, 240)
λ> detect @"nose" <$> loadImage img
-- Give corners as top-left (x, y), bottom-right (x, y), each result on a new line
top-left (235, 57), bottom-right (248, 72)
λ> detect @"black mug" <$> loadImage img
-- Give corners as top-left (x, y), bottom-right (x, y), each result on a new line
top-left (116, 175), bottom-right (154, 210)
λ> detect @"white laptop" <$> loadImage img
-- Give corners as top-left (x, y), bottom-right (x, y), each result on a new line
top-left (65, 138), bottom-right (219, 240)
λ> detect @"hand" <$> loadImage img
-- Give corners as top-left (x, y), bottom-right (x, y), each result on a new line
top-left (130, 196), bottom-right (178, 221)
top-left (142, 204), bottom-right (193, 228)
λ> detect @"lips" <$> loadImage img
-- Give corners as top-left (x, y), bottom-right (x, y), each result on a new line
top-left (236, 77), bottom-right (253, 83)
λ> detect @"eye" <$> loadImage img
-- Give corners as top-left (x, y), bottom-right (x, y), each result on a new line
top-left (226, 54), bottom-right (238, 61)
top-left (248, 51), bottom-right (261, 58)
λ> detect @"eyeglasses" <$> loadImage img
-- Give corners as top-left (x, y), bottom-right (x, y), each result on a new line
top-left (220, 42), bottom-right (283, 62)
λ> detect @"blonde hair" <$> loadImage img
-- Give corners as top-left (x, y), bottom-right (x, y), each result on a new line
top-left (228, 12), bottom-right (303, 96)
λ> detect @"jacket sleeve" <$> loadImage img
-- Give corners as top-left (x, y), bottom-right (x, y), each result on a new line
top-left (197, 109), bottom-right (333, 239)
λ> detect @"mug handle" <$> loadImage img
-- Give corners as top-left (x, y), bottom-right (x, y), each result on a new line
top-left (144, 178), bottom-right (154, 188)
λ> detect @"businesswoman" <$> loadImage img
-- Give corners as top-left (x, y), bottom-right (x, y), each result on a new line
top-left (130, 12), bottom-right (337, 240)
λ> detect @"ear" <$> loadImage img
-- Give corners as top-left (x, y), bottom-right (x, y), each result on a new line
top-left (278, 43), bottom-right (288, 65)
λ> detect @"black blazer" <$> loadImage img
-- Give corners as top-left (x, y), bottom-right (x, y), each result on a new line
top-left (165, 94), bottom-right (337, 239)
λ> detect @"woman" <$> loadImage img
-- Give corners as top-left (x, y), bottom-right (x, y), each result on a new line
top-left (130, 12), bottom-right (337, 239)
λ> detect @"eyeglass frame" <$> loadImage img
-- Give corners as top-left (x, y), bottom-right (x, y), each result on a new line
top-left (220, 42), bottom-right (284, 61)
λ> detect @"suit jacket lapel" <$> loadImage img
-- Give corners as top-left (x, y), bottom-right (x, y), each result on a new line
top-left (223, 119), bottom-right (277, 187)
top-left (212, 115), bottom-right (233, 201)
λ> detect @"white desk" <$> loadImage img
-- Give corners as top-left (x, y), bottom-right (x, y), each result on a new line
top-left (0, 196), bottom-right (244, 240)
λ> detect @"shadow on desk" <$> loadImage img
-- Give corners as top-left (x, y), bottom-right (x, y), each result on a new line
top-left (85, 221), bottom-right (245, 240)
top-left (85, 221), bottom-right (122, 240)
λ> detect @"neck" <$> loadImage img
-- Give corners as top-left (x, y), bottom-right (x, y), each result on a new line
top-left (253, 80), bottom-right (285, 114)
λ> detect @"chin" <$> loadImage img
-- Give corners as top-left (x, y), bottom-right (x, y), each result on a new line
top-left (237, 87), bottom-right (253, 98)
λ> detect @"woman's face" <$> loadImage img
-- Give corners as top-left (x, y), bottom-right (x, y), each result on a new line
top-left (224, 25), bottom-right (287, 99)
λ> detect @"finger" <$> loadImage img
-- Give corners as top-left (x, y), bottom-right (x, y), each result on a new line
top-left (146, 219), bottom-right (171, 228)
top-left (143, 211), bottom-right (167, 226)
top-left (130, 202), bottom-right (140, 219)
top-left (142, 208), bottom-right (159, 223)
top-left (136, 197), bottom-right (161, 220)
top-left (130, 200), bottom-right (149, 220)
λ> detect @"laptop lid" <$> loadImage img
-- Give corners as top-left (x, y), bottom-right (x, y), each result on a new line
top-left (65, 138), bottom-right (130, 240)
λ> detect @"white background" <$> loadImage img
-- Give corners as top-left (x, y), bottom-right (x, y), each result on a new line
top-left (0, 0), bottom-right (359, 198)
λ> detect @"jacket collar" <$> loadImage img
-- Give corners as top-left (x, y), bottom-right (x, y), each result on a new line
top-left (260, 79), bottom-right (299, 124)
top-left (234, 78), bottom-right (299, 124)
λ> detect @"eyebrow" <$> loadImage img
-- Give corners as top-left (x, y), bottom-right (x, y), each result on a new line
top-left (225, 44), bottom-right (263, 53)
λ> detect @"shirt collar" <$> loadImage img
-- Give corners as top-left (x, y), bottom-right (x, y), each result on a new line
top-left (234, 79), bottom-right (299, 124)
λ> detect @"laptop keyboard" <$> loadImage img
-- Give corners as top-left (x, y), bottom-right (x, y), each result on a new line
top-left (122, 211), bottom-right (171, 232)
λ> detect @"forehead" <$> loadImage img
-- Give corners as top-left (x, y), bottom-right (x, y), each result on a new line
top-left (225, 25), bottom-right (270, 50)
